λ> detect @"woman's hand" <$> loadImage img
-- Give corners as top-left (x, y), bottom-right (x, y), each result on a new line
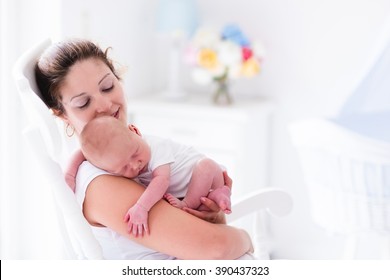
top-left (183, 171), bottom-right (232, 224)
top-left (182, 196), bottom-right (227, 224)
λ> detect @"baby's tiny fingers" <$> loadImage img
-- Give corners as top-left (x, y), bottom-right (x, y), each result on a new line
top-left (128, 223), bottom-right (133, 234)
top-left (132, 225), bottom-right (138, 237)
top-left (138, 224), bottom-right (143, 237)
top-left (143, 223), bottom-right (149, 235)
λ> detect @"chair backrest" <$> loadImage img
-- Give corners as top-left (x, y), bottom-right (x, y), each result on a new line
top-left (289, 118), bottom-right (390, 234)
top-left (13, 39), bottom-right (104, 259)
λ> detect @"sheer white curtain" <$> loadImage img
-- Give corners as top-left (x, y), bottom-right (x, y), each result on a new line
top-left (0, 0), bottom-right (64, 259)
top-left (339, 18), bottom-right (390, 116)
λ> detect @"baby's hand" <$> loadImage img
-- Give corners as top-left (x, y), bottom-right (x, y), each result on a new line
top-left (124, 203), bottom-right (149, 237)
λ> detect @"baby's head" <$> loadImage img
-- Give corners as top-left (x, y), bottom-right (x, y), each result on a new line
top-left (81, 116), bottom-right (150, 178)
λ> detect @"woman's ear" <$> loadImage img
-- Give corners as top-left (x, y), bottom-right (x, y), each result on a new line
top-left (128, 124), bottom-right (142, 136)
top-left (51, 108), bottom-right (67, 119)
top-left (51, 109), bottom-right (72, 128)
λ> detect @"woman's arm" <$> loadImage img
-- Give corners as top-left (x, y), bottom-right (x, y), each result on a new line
top-left (83, 175), bottom-right (253, 260)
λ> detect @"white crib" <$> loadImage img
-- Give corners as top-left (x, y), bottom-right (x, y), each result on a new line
top-left (290, 116), bottom-right (390, 258)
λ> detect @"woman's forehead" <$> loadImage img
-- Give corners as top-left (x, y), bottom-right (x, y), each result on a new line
top-left (61, 59), bottom-right (112, 94)
top-left (68, 58), bottom-right (110, 78)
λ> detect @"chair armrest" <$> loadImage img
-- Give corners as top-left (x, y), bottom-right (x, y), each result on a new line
top-left (227, 188), bottom-right (293, 223)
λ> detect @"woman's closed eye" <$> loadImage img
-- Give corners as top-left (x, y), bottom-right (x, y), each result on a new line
top-left (79, 98), bottom-right (91, 109)
top-left (100, 78), bottom-right (115, 93)
top-left (102, 84), bottom-right (114, 93)
top-left (71, 96), bottom-right (91, 109)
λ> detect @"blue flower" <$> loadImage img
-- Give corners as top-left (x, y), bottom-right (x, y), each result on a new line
top-left (221, 24), bottom-right (250, 47)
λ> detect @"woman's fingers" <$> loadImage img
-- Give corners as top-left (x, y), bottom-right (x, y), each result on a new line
top-left (183, 207), bottom-right (216, 223)
top-left (183, 196), bottom-right (226, 224)
top-left (200, 196), bottom-right (220, 212)
top-left (183, 207), bottom-right (205, 218)
top-left (222, 171), bottom-right (233, 189)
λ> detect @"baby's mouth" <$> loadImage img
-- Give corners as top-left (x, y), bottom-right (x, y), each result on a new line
top-left (139, 164), bottom-right (147, 174)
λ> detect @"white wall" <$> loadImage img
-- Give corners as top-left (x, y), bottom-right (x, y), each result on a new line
top-left (55, 0), bottom-right (390, 259)
top-left (58, 0), bottom-right (161, 97)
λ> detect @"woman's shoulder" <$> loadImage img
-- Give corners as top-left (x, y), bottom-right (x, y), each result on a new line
top-left (78, 164), bottom-right (145, 228)
top-left (75, 161), bottom-right (110, 204)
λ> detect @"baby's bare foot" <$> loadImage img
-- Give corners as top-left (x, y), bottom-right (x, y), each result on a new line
top-left (208, 186), bottom-right (232, 214)
top-left (164, 193), bottom-right (186, 209)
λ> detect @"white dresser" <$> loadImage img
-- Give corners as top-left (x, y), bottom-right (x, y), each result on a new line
top-left (127, 95), bottom-right (274, 202)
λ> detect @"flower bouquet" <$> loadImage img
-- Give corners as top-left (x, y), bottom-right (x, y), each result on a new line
top-left (185, 24), bottom-right (265, 104)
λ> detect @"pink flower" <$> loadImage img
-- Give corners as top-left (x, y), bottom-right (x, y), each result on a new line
top-left (242, 47), bottom-right (253, 61)
top-left (183, 46), bottom-right (198, 66)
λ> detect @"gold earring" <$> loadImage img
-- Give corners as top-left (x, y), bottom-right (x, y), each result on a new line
top-left (66, 123), bottom-right (75, 137)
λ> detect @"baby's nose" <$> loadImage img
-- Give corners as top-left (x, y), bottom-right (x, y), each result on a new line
top-left (131, 162), bottom-right (140, 171)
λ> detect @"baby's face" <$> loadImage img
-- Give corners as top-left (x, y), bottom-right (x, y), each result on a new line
top-left (103, 132), bottom-right (151, 178)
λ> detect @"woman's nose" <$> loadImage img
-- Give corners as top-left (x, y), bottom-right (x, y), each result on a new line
top-left (96, 96), bottom-right (111, 114)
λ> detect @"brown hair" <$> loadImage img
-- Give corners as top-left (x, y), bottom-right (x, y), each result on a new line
top-left (35, 39), bottom-right (120, 116)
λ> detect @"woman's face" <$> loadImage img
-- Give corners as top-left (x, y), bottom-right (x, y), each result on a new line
top-left (59, 58), bottom-right (127, 134)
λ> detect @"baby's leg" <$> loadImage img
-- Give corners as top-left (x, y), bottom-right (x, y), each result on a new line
top-left (168, 158), bottom-right (231, 213)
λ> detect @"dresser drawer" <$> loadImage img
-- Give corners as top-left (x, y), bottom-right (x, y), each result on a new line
top-left (133, 115), bottom-right (241, 151)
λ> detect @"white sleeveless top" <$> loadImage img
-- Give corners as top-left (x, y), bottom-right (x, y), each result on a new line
top-left (75, 161), bottom-right (175, 260)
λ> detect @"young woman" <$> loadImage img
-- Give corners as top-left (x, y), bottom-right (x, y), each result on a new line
top-left (35, 39), bottom-right (254, 259)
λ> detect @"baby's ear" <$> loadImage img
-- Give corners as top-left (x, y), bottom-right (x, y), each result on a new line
top-left (128, 124), bottom-right (142, 136)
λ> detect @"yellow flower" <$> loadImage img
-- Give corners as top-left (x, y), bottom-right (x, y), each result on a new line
top-left (197, 48), bottom-right (219, 70)
top-left (240, 57), bottom-right (260, 78)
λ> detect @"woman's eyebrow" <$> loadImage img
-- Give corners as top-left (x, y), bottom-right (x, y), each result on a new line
top-left (69, 73), bottom-right (111, 102)
top-left (70, 92), bottom-right (86, 102)
top-left (99, 73), bottom-right (111, 85)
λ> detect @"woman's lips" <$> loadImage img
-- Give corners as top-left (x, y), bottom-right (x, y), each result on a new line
top-left (112, 109), bottom-right (119, 119)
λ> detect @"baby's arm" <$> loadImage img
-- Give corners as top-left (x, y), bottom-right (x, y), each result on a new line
top-left (124, 164), bottom-right (171, 237)
top-left (64, 149), bottom-right (85, 192)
